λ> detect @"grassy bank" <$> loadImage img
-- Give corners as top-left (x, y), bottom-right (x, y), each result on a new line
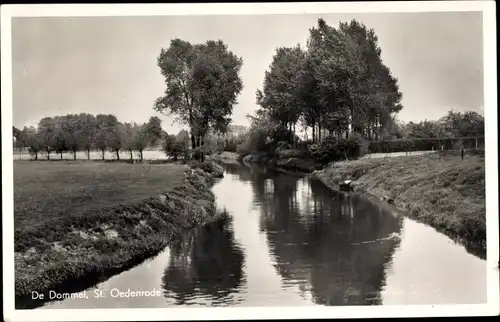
top-left (210, 151), bottom-right (242, 164)
top-left (14, 161), bottom-right (223, 307)
top-left (311, 154), bottom-right (486, 254)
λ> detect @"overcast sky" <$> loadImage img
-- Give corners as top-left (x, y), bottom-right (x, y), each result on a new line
top-left (11, 12), bottom-right (483, 133)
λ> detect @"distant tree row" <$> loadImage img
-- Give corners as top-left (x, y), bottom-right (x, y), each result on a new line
top-left (385, 110), bottom-right (485, 140)
top-left (13, 114), bottom-right (163, 161)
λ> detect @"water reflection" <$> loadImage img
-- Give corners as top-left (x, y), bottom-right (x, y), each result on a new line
top-left (220, 162), bottom-right (403, 306)
top-left (162, 213), bottom-right (246, 306)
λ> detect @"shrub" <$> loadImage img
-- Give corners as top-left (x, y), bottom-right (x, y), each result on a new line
top-left (276, 141), bottom-right (292, 150)
top-left (276, 149), bottom-right (306, 159)
top-left (309, 135), bottom-right (362, 163)
top-left (163, 135), bottom-right (189, 161)
top-left (223, 141), bottom-right (238, 152)
top-left (190, 160), bottom-right (224, 178)
top-left (236, 128), bottom-right (270, 156)
top-left (368, 136), bottom-right (484, 154)
top-left (223, 135), bottom-right (247, 153)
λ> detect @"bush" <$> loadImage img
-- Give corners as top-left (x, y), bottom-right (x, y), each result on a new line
top-left (276, 140), bottom-right (310, 159)
top-left (368, 137), bottom-right (483, 154)
top-left (190, 160), bottom-right (224, 178)
top-left (223, 135), bottom-right (247, 153)
top-left (309, 135), bottom-right (362, 163)
top-left (163, 135), bottom-right (189, 161)
top-left (223, 141), bottom-right (238, 152)
top-left (276, 149), bottom-right (306, 159)
top-left (236, 128), bottom-right (270, 156)
top-left (276, 141), bottom-right (292, 150)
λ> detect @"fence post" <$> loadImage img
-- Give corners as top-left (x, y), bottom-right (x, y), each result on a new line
top-left (461, 148), bottom-right (464, 160)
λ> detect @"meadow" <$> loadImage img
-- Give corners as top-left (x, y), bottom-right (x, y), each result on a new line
top-left (312, 154), bottom-right (487, 253)
top-left (13, 160), bottom-right (220, 306)
top-left (14, 161), bottom-right (186, 231)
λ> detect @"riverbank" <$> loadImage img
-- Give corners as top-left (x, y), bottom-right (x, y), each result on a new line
top-left (235, 152), bottom-right (324, 173)
top-left (14, 161), bottom-right (224, 308)
top-left (311, 154), bottom-right (486, 254)
top-left (210, 151), bottom-right (240, 162)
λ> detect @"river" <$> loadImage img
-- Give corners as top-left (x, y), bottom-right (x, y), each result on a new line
top-left (37, 161), bottom-right (486, 309)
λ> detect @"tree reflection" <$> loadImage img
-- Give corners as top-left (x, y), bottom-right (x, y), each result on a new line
top-left (251, 168), bottom-right (404, 306)
top-left (161, 213), bottom-right (246, 306)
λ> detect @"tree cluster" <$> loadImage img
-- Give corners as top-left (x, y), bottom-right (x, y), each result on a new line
top-left (384, 110), bottom-right (484, 140)
top-left (255, 18), bottom-right (403, 145)
top-left (13, 114), bottom-right (163, 161)
top-left (368, 110), bottom-right (485, 153)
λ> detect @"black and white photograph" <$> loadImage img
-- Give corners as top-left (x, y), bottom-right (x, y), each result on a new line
top-left (2, 2), bottom-right (498, 321)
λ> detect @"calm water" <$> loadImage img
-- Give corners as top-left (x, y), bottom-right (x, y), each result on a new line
top-left (38, 161), bottom-right (486, 309)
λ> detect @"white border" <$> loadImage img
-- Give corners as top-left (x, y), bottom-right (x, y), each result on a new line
top-left (2, 2), bottom-right (498, 321)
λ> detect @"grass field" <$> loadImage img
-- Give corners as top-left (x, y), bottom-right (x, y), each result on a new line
top-left (14, 161), bottom-right (187, 230)
top-left (312, 154), bottom-right (486, 254)
top-left (13, 161), bottom-right (221, 306)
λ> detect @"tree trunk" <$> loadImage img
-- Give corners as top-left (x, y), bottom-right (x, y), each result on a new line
top-left (101, 149), bottom-right (105, 160)
top-left (87, 148), bottom-right (91, 160)
top-left (116, 149), bottom-right (120, 160)
top-left (200, 136), bottom-right (205, 162)
top-left (140, 150), bottom-right (143, 161)
top-left (318, 123), bottom-right (322, 141)
top-left (60, 152), bottom-right (63, 160)
top-left (35, 152), bottom-right (38, 160)
top-left (190, 132), bottom-right (196, 150)
top-left (312, 125), bottom-right (316, 144)
top-left (129, 150), bottom-right (133, 161)
top-left (47, 151), bottom-right (50, 160)
top-left (73, 150), bottom-right (77, 160)
top-left (293, 123), bottom-right (296, 148)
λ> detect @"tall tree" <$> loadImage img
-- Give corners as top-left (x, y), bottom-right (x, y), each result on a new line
top-left (61, 114), bottom-right (82, 160)
top-left (132, 123), bottom-right (150, 162)
top-left (38, 117), bottom-right (57, 160)
top-left (78, 113), bottom-right (98, 160)
top-left (95, 114), bottom-right (118, 160)
top-left (107, 122), bottom-right (125, 160)
top-left (145, 116), bottom-right (163, 148)
top-left (121, 122), bottom-right (137, 161)
top-left (24, 126), bottom-right (42, 160)
top-left (13, 126), bottom-right (27, 151)
top-left (295, 18), bottom-right (403, 141)
top-left (338, 19), bottom-right (403, 139)
top-left (256, 45), bottom-right (306, 146)
top-left (53, 117), bottom-right (68, 159)
top-left (154, 38), bottom-right (244, 161)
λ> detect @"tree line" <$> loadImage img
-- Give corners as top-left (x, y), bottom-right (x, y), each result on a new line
top-left (388, 110), bottom-right (484, 140)
top-left (13, 114), bottom-right (164, 161)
